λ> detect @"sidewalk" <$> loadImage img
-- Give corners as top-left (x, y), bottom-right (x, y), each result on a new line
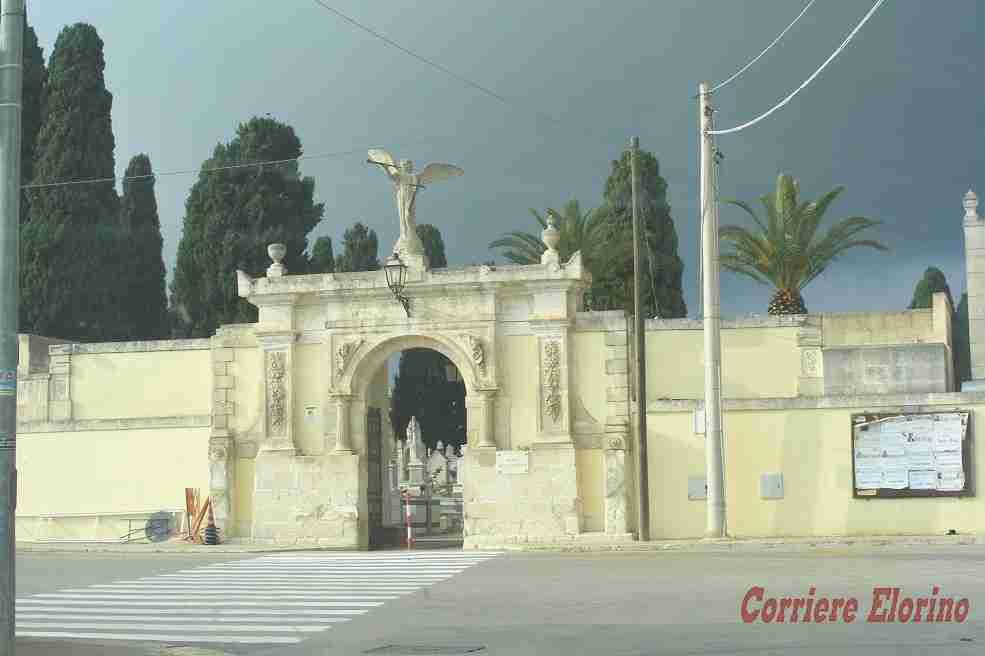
top-left (15, 532), bottom-right (985, 554)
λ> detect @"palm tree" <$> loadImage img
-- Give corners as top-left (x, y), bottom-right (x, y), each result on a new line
top-left (489, 200), bottom-right (630, 308)
top-left (719, 174), bottom-right (888, 315)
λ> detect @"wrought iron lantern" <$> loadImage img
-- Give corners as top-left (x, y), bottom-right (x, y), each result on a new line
top-left (384, 252), bottom-right (411, 316)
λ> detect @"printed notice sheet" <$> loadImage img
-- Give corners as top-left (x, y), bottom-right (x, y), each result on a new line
top-left (853, 412), bottom-right (967, 493)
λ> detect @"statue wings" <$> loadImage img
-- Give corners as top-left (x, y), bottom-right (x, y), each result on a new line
top-left (418, 163), bottom-right (464, 185)
top-left (368, 149), bottom-right (397, 179)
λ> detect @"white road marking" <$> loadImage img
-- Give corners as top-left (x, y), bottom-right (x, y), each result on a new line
top-left (16, 550), bottom-right (499, 646)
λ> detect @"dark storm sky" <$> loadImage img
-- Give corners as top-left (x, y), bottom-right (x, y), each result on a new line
top-left (29, 1), bottom-right (985, 317)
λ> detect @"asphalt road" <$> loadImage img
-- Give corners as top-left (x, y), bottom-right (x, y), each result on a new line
top-left (13, 545), bottom-right (985, 656)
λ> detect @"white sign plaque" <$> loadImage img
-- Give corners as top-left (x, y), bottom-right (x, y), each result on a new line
top-left (496, 450), bottom-right (529, 474)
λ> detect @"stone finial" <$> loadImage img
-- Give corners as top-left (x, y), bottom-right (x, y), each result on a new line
top-left (267, 243), bottom-right (287, 278)
top-left (541, 211), bottom-right (561, 266)
top-left (964, 189), bottom-right (978, 222)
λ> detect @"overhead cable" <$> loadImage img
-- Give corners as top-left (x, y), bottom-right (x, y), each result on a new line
top-left (711, 0), bottom-right (817, 93)
top-left (709, 0), bottom-right (886, 136)
top-left (311, 0), bottom-right (562, 126)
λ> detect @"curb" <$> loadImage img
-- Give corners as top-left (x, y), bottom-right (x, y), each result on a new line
top-left (463, 535), bottom-right (985, 553)
top-left (17, 534), bottom-right (985, 555)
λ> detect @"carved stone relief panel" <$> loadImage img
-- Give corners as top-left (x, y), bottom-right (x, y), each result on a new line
top-left (335, 338), bottom-right (364, 379)
top-left (266, 351), bottom-right (287, 437)
top-left (462, 334), bottom-right (487, 378)
top-left (542, 340), bottom-right (562, 427)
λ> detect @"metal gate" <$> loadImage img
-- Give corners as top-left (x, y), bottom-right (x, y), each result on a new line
top-left (366, 407), bottom-right (384, 549)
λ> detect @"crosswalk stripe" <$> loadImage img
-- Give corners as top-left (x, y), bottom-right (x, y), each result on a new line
top-left (28, 593), bottom-right (401, 601)
top-left (16, 622), bottom-right (327, 633)
top-left (15, 632), bottom-right (303, 645)
top-left (18, 599), bottom-right (385, 608)
top-left (17, 614), bottom-right (351, 624)
top-left (66, 585), bottom-right (424, 593)
top-left (15, 606), bottom-right (368, 616)
top-left (16, 550), bottom-right (500, 646)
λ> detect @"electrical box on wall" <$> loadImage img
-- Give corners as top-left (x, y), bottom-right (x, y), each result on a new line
top-left (760, 473), bottom-right (784, 499)
top-left (693, 409), bottom-right (705, 435)
top-left (688, 476), bottom-right (707, 500)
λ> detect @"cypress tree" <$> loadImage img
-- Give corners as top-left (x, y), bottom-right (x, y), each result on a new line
top-left (335, 222), bottom-right (380, 272)
top-left (310, 236), bottom-right (335, 273)
top-left (21, 13), bottom-right (47, 221)
top-left (117, 154), bottom-right (168, 339)
top-left (20, 23), bottom-right (120, 340)
top-left (171, 116), bottom-right (324, 338)
top-left (593, 149), bottom-right (687, 318)
top-left (416, 223), bottom-right (447, 268)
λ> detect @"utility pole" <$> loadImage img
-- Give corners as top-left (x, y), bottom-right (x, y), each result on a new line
top-left (0, 1), bottom-right (23, 652)
top-left (630, 137), bottom-right (649, 542)
top-left (698, 82), bottom-right (726, 538)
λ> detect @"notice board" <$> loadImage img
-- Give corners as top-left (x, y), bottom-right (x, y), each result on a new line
top-left (851, 411), bottom-right (973, 498)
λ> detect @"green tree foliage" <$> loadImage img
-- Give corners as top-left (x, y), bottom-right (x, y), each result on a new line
top-left (117, 154), bottom-right (168, 339)
top-left (171, 117), bottom-right (324, 337)
top-left (416, 223), bottom-right (447, 268)
top-left (953, 293), bottom-right (971, 385)
top-left (594, 149), bottom-right (687, 318)
top-left (390, 348), bottom-right (466, 450)
top-left (21, 14), bottom-right (47, 221)
top-left (310, 236), bottom-right (335, 273)
top-left (720, 174), bottom-right (888, 315)
top-left (20, 23), bottom-right (121, 340)
top-left (908, 267), bottom-right (953, 310)
top-left (489, 200), bottom-right (628, 309)
top-left (335, 222), bottom-right (380, 272)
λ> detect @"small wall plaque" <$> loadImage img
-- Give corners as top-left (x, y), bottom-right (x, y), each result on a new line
top-left (496, 450), bottom-right (529, 474)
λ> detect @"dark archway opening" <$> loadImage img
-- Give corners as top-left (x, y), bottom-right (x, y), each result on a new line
top-left (368, 347), bottom-right (466, 550)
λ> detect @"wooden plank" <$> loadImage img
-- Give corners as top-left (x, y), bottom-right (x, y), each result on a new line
top-left (190, 496), bottom-right (211, 543)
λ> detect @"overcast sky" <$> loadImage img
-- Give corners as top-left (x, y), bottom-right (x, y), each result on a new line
top-left (28, 1), bottom-right (985, 318)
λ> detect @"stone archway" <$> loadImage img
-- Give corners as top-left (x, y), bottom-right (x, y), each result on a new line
top-left (232, 245), bottom-right (622, 550)
top-left (332, 332), bottom-right (496, 549)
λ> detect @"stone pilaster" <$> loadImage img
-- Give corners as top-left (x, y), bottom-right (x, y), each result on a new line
top-left (257, 331), bottom-right (298, 454)
top-left (209, 344), bottom-right (236, 534)
top-left (604, 329), bottom-right (630, 425)
top-left (603, 427), bottom-right (629, 535)
top-left (48, 348), bottom-right (72, 422)
top-left (332, 394), bottom-right (354, 452)
top-left (796, 319), bottom-right (824, 396)
top-left (208, 435), bottom-right (233, 536)
top-left (962, 190), bottom-right (985, 387)
top-left (477, 390), bottom-right (497, 448)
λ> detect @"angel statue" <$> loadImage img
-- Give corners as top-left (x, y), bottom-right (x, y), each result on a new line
top-left (368, 149), bottom-right (464, 257)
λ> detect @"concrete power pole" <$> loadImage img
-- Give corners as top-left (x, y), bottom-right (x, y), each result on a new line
top-left (698, 82), bottom-right (726, 538)
top-left (0, 1), bottom-right (24, 652)
top-left (630, 137), bottom-right (649, 542)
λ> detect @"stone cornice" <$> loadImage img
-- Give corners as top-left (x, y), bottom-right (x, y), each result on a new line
top-left (647, 391), bottom-right (985, 413)
top-left (49, 339), bottom-right (211, 355)
top-left (254, 331), bottom-right (298, 349)
top-left (17, 414), bottom-right (212, 434)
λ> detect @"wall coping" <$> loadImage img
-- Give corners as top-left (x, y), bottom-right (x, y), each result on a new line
top-left (48, 339), bottom-right (212, 355)
top-left (646, 391), bottom-right (985, 413)
top-left (17, 415), bottom-right (212, 434)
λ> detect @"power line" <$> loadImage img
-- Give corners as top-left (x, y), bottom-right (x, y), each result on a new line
top-left (710, 0), bottom-right (817, 93)
top-left (709, 0), bottom-right (887, 136)
top-left (311, 1), bottom-right (562, 127)
top-left (21, 147), bottom-right (368, 190)
top-left (20, 136), bottom-right (446, 190)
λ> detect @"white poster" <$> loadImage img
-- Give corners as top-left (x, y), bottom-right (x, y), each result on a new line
top-left (879, 431), bottom-right (906, 456)
top-left (854, 413), bottom-right (968, 493)
top-left (908, 470), bottom-right (937, 490)
top-left (906, 453), bottom-right (935, 470)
